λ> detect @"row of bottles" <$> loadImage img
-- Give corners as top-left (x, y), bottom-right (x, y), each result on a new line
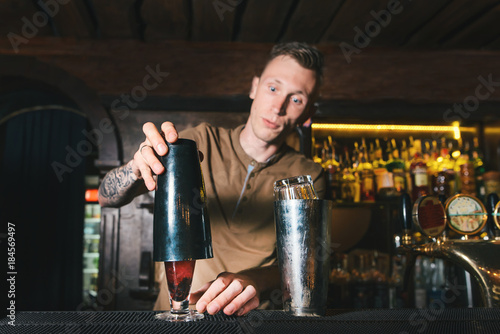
top-left (328, 250), bottom-right (472, 309)
top-left (328, 251), bottom-right (407, 309)
top-left (313, 135), bottom-right (487, 203)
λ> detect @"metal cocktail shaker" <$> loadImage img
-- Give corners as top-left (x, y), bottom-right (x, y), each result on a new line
top-left (274, 199), bottom-right (332, 316)
top-left (153, 139), bottom-right (213, 262)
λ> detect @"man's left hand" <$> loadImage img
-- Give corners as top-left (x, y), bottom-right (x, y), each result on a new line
top-left (190, 272), bottom-right (260, 316)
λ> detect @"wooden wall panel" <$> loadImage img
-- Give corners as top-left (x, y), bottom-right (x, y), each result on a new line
top-left (1, 38), bottom-right (500, 105)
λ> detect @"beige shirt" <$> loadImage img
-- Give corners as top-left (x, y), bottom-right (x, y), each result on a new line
top-left (154, 123), bottom-right (325, 310)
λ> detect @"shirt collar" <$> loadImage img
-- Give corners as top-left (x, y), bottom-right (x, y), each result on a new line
top-left (231, 124), bottom-right (289, 169)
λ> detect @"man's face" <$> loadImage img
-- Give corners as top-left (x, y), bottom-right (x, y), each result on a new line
top-left (248, 55), bottom-right (317, 145)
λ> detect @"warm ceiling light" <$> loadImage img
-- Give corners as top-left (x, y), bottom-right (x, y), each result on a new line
top-left (311, 123), bottom-right (476, 136)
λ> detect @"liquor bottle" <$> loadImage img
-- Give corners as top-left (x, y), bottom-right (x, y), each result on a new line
top-left (368, 142), bottom-right (375, 164)
top-left (386, 139), bottom-right (406, 194)
top-left (409, 139), bottom-right (429, 201)
top-left (352, 141), bottom-right (360, 169)
top-left (358, 151), bottom-right (375, 202)
top-left (360, 137), bottom-right (368, 164)
top-left (373, 138), bottom-right (386, 168)
top-left (388, 254), bottom-right (405, 308)
top-left (456, 142), bottom-right (476, 196)
top-left (311, 137), bottom-right (323, 165)
top-left (414, 256), bottom-right (427, 308)
top-left (350, 254), bottom-right (371, 308)
top-left (438, 138), bottom-right (457, 195)
top-left (370, 251), bottom-right (389, 308)
top-left (427, 258), bottom-right (445, 307)
top-left (400, 139), bottom-right (409, 163)
top-left (329, 253), bottom-right (351, 308)
top-left (341, 148), bottom-right (357, 202)
top-left (408, 136), bottom-right (416, 160)
top-left (321, 139), bottom-right (332, 169)
top-left (423, 140), bottom-right (431, 164)
top-left (325, 139), bottom-right (341, 201)
top-left (400, 139), bottom-right (412, 195)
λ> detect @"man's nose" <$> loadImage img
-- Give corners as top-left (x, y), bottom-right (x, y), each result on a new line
top-left (272, 95), bottom-right (289, 115)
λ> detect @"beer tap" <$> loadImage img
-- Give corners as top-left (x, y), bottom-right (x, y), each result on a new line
top-left (486, 193), bottom-right (500, 240)
top-left (397, 193), bottom-right (500, 307)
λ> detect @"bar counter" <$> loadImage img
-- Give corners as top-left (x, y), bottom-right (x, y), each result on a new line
top-left (2, 308), bottom-right (500, 333)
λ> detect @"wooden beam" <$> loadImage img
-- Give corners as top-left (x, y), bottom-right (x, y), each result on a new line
top-left (191, 0), bottom-right (235, 41)
top-left (141, 0), bottom-right (190, 41)
top-left (1, 38), bottom-right (500, 105)
top-left (50, 0), bottom-right (94, 38)
top-left (441, 4), bottom-right (500, 49)
top-left (369, 0), bottom-right (450, 47)
top-left (405, 0), bottom-right (499, 48)
top-left (0, 0), bottom-right (53, 40)
top-left (92, 0), bottom-right (138, 38)
top-left (279, 0), bottom-right (343, 44)
top-left (237, 0), bottom-right (295, 42)
top-left (320, 0), bottom-right (389, 43)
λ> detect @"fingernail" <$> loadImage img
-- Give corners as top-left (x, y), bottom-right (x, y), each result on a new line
top-left (207, 304), bottom-right (219, 314)
top-left (154, 162), bottom-right (163, 173)
top-left (225, 305), bottom-right (234, 315)
top-left (167, 132), bottom-right (177, 142)
top-left (197, 302), bottom-right (206, 312)
top-left (157, 144), bottom-right (167, 155)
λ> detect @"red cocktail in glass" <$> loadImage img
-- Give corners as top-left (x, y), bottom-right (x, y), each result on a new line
top-left (155, 260), bottom-right (203, 321)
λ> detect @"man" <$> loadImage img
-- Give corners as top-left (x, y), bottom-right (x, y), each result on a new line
top-left (98, 42), bottom-right (326, 316)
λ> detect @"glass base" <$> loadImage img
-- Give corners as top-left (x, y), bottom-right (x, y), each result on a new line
top-left (155, 310), bottom-right (204, 322)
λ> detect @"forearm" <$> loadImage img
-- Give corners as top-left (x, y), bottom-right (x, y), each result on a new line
top-left (98, 160), bottom-right (148, 208)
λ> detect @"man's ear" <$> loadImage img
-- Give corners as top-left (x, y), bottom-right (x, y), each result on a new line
top-left (249, 76), bottom-right (259, 99)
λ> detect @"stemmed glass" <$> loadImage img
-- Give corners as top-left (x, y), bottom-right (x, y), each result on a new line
top-left (155, 260), bottom-right (203, 321)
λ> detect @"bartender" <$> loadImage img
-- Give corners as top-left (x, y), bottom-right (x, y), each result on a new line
top-left (98, 41), bottom-right (326, 316)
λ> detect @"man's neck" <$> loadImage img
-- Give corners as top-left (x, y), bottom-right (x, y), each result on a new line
top-left (239, 125), bottom-right (283, 163)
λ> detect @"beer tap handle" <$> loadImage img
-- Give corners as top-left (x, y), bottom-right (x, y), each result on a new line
top-left (399, 193), bottom-right (413, 239)
top-left (486, 193), bottom-right (499, 238)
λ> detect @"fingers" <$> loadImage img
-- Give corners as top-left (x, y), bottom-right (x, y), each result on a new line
top-left (189, 282), bottom-right (211, 305)
top-left (160, 121), bottom-right (178, 143)
top-left (133, 145), bottom-right (158, 191)
top-left (235, 295), bottom-right (260, 316)
top-left (143, 122), bottom-right (167, 156)
top-left (137, 121), bottom-right (177, 190)
top-left (196, 273), bottom-right (259, 316)
top-left (223, 284), bottom-right (257, 316)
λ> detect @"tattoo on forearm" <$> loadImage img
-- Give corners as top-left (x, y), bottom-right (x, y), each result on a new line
top-left (98, 164), bottom-right (142, 207)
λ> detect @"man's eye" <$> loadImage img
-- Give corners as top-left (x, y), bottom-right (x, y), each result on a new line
top-left (269, 86), bottom-right (276, 92)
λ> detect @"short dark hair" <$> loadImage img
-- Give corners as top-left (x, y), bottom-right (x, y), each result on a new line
top-left (267, 42), bottom-right (324, 87)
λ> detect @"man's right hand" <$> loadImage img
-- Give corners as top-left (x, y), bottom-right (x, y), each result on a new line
top-left (131, 121), bottom-right (179, 191)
